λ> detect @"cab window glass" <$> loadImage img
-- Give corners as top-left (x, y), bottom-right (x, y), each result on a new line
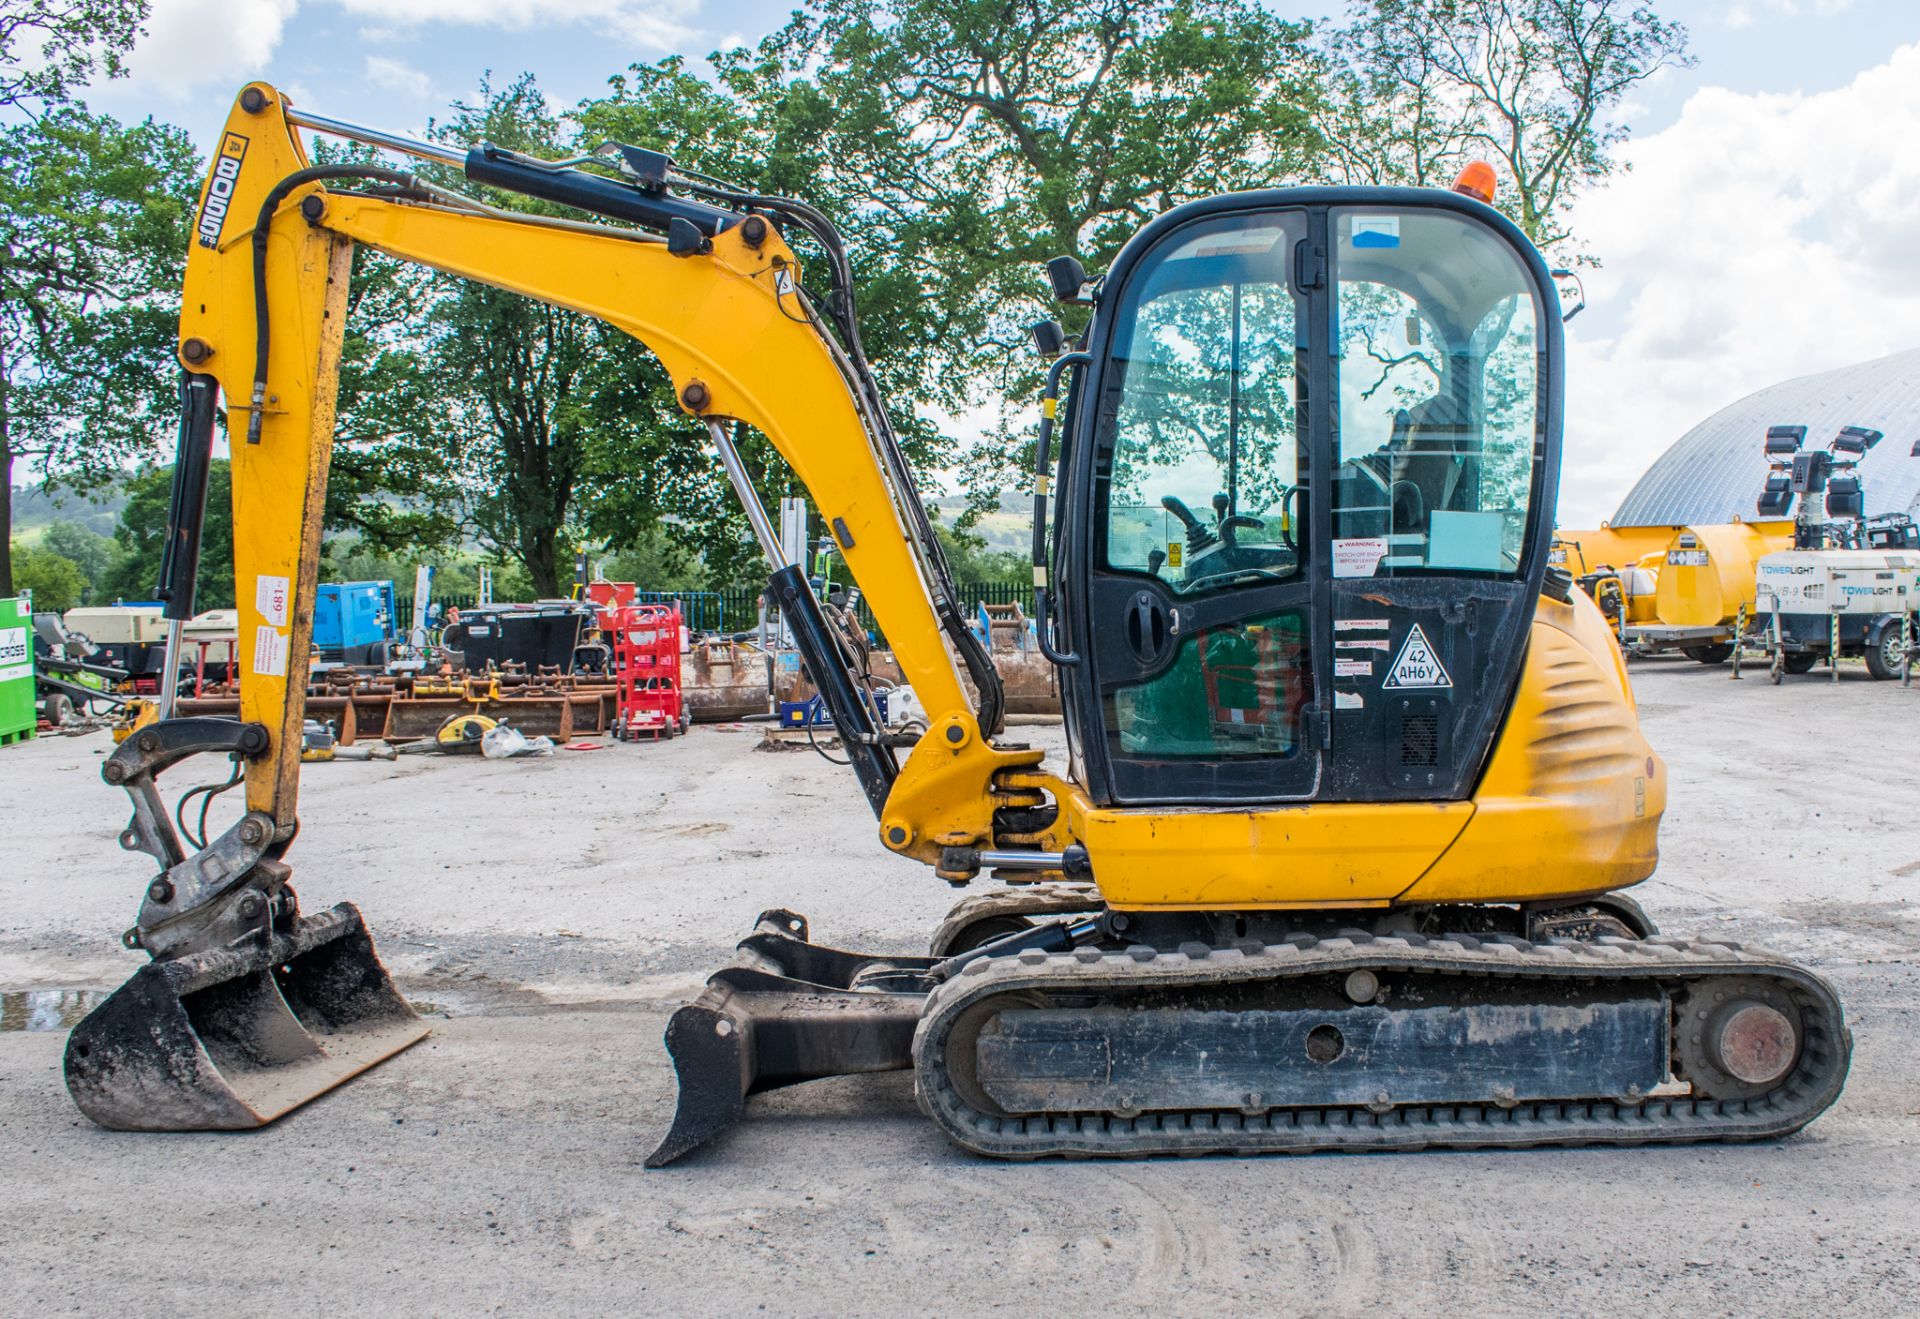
top-left (1331, 210), bottom-right (1541, 576)
top-left (1097, 213), bottom-right (1306, 595)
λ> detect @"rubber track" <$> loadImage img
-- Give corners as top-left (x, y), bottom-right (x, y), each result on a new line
top-left (928, 884), bottom-right (1103, 958)
top-left (912, 929), bottom-right (1851, 1159)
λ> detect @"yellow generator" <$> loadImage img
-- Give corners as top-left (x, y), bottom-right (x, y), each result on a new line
top-left (1626, 521), bottom-right (1793, 662)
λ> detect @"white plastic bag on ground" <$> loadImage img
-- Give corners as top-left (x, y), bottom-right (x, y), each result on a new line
top-left (480, 724), bottom-right (555, 759)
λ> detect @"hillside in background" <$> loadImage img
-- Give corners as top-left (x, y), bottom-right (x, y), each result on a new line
top-left (9, 482), bottom-right (126, 542)
top-left (930, 492), bottom-right (1030, 556)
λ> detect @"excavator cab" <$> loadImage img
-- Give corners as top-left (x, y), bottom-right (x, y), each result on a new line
top-left (1054, 194), bottom-right (1556, 806)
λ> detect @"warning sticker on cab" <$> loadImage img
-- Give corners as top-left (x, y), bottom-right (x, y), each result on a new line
top-left (1351, 216), bottom-right (1401, 249)
top-left (1334, 618), bottom-right (1389, 632)
top-left (1332, 537), bottom-right (1388, 578)
top-left (1335, 658), bottom-right (1372, 678)
top-left (253, 625), bottom-right (289, 678)
top-left (1384, 624), bottom-right (1452, 689)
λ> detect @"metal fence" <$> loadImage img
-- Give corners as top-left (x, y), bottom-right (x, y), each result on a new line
top-left (393, 580), bottom-right (1030, 648)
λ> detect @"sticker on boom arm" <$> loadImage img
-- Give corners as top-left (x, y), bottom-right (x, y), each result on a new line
top-left (196, 133), bottom-right (250, 249)
top-left (1384, 624), bottom-right (1452, 689)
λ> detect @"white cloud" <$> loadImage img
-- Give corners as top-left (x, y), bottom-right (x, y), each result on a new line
top-left (364, 55), bottom-right (435, 100)
top-left (1721, 0), bottom-right (1856, 29)
top-left (1559, 42), bottom-right (1920, 525)
top-left (116, 0), bottom-right (702, 101)
top-left (333, 0), bottom-right (700, 49)
top-left (123, 0), bottom-right (299, 100)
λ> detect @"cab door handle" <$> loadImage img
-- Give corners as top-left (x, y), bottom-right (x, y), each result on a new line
top-left (1124, 591), bottom-right (1169, 663)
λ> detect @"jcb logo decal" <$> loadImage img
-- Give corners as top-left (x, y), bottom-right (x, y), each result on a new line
top-left (196, 133), bottom-right (249, 248)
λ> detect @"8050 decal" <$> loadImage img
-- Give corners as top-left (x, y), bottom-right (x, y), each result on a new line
top-left (196, 132), bottom-right (249, 248)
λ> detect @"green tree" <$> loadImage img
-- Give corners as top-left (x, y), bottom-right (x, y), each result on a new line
top-left (315, 140), bottom-right (463, 556)
top-left (100, 461), bottom-right (233, 609)
top-left (574, 59), bottom-right (867, 589)
top-left (0, 1), bottom-right (146, 109)
top-left (740, 0), bottom-right (1324, 503)
top-left (9, 540), bottom-right (84, 610)
top-left (41, 518), bottom-right (113, 601)
top-left (402, 75), bottom-right (605, 598)
top-left (1316, 0), bottom-right (1692, 252)
top-left (0, 1), bottom-right (181, 599)
top-left (0, 1), bottom-right (185, 599)
top-left (0, 107), bottom-right (199, 597)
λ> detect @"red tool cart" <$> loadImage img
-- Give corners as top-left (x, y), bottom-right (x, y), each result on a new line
top-left (607, 601), bottom-right (686, 740)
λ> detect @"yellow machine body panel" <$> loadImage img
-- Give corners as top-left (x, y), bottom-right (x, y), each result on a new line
top-left (1621, 555), bottom-right (1663, 624)
top-left (1653, 522), bottom-right (1791, 629)
top-left (1398, 588), bottom-right (1663, 904)
top-left (1057, 587), bottom-right (1663, 911)
top-left (1059, 797), bottom-right (1472, 909)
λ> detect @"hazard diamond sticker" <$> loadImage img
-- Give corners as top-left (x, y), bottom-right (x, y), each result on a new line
top-left (1384, 624), bottom-right (1452, 689)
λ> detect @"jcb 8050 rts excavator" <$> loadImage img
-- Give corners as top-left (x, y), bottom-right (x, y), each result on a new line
top-left (64, 84), bottom-right (1849, 1163)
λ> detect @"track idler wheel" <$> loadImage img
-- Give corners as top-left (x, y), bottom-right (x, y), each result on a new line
top-left (1674, 976), bottom-right (1804, 1101)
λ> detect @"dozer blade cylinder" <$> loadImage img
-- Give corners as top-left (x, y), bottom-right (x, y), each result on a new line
top-left (65, 904), bottom-right (427, 1130)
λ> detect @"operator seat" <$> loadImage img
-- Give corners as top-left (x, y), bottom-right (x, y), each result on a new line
top-left (1387, 393), bottom-right (1469, 533)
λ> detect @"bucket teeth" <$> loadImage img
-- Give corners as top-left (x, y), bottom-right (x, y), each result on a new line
top-left (64, 903), bottom-right (428, 1131)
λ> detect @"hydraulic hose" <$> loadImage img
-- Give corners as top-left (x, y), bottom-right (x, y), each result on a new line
top-left (247, 164), bottom-right (424, 444)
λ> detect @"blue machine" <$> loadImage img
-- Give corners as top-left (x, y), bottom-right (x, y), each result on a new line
top-left (313, 581), bottom-right (396, 666)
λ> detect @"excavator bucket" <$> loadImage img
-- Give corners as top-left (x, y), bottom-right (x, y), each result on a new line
top-left (65, 903), bottom-right (427, 1130)
top-left (646, 910), bottom-right (934, 1167)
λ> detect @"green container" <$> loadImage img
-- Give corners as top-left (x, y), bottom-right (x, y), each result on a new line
top-left (0, 593), bottom-right (35, 744)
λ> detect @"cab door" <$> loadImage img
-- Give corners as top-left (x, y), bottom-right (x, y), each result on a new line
top-left (1066, 207), bottom-right (1327, 805)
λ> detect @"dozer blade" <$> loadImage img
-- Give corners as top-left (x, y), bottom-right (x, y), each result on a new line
top-left (647, 909), bottom-right (934, 1167)
top-left (65, 903), bottom-right (428, 1130)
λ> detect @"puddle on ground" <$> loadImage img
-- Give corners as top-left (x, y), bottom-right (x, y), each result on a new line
top-left (1, 989), bottom-right (108, 1032)
top-left (1, 990), bottom-right (447, 1031)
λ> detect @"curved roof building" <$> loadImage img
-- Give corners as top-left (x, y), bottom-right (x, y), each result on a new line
top-left (1613, 348), bottom-right (1920, 526)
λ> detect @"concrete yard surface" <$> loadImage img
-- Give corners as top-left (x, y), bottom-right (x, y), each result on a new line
top-left (1, 660), bottom-right (1916, 1316)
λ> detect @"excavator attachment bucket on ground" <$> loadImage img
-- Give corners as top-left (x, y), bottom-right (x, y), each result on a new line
top-left (646, 910), bottom-right (934, 1167)
top-left (65, 903), bottom-right (427, 1130)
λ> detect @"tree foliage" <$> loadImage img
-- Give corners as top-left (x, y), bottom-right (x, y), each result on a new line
top-left (1316, 0), bottom-right (1693, 251)
top-left (100, 461), bottom-right (233, 609)
top-left (0, 0), bottom-right (146, 112)
top-left (41, 517), bottom-right (113, 600)
top-left (0, 0), bottom-right (194, 597)
top-left (8, 539), bottom-right (83, 609)
top-left (0, 106), bottom-right (199, 594)
top-left (737, 0), bottom-right (1324, 503)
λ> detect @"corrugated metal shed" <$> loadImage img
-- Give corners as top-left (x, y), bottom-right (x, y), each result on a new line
top-left (1613, 348), bottom-right (1920, 526)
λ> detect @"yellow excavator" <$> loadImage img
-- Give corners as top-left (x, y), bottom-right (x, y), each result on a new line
top-left (64, 84), bottom-right (1849, 1162)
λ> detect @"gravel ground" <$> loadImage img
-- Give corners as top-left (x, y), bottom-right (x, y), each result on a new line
top-left (1, 659), bottom-right (1915, 1316)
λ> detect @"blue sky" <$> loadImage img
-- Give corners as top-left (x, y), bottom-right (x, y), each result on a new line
top-left (83, 0), bottom-right (1920, 525)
